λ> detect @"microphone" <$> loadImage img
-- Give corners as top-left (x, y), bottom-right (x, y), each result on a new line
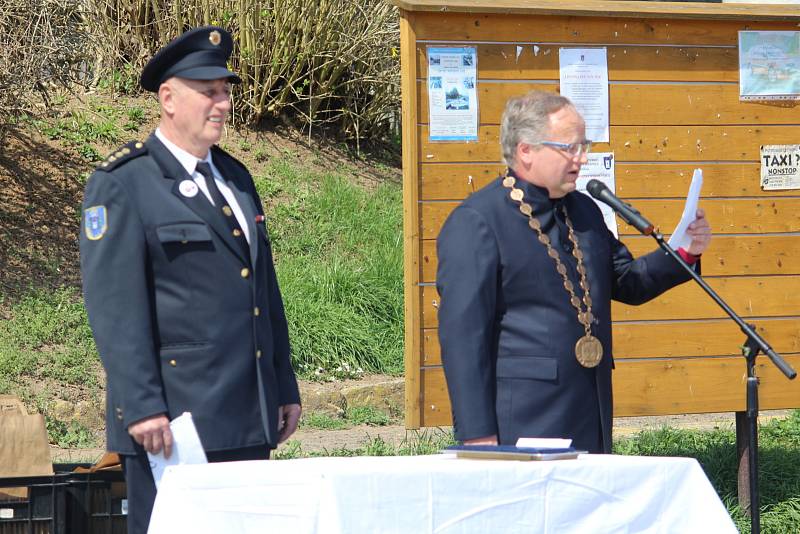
top-left (586, 179), bottom-right (655, 235)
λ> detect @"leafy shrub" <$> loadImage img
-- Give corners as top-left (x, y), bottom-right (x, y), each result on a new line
top-left (0, 0), bottom-right (86, 136)
top-left (83, 0), bottom-right (400, 142)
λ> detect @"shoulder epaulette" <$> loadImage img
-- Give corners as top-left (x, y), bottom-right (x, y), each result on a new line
top-left (97, 140), bottom-right (148, 172)
top-left (211, 144), bottom-right (248, 173)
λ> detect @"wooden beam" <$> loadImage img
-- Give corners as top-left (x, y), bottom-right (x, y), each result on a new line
top-left (421, 235), bottom-right (800, 282)
top-left (420, 198), bottom-right (800, 240)
top-left (400, 10), bottom-right (423, 429)
top-left (418, 125), bottom-right (800, 163)
top-left (419, 163), bottom-right (800, 201)
top-left (421, 276), bottom-right (800, 327)
top-left (411, 12), bottom-right (798, 45)
top-left (418, 82), bottom-right (800, 126)
top-left (417, 44), bottom-right (741, 82)
top-left (422, 317), bottom-right (800, 365)
top-left (419, 354), bottom-right (800, 426)
top-left (391, 0), bottom-right (800, 21)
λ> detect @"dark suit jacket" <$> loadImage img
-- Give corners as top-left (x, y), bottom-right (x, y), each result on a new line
top-left (80, 135), bottom-right (300, 455)
top-left (436, 174), bottom-right (693, 453)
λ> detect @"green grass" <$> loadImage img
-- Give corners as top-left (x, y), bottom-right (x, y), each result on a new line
top-left (255, 157), bottom-right (404, 379)
top-left (46, 418), bottom-right (96, 448)
top-left (0, 151), bottom-right (402, 444)
top-left (614, 411), bottom-right (800, 533)
top-left (1, 156), bottom-right (401, 391)
top-left (302, 406), bottom-right (395, 430)
top-left (32, 99), bottom-right (150, 161)
top-left (38, 110), bottom-right (120, 158)
top-left (0, 288), bottom-right (103, 446)
top-left (274, 428), bottom-right (456, 460)
top-left (301, 412), bottom-right (349, 430)
top-left (0, 288), bottom-right (100, 389)
top-left (96, 65), bottom-right (140, 95)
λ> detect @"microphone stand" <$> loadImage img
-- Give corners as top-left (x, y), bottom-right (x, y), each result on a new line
top-left (645, 228), bottom-right (797, 534)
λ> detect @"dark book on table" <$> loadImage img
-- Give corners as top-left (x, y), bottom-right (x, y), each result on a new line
top-left (443, 445), bottom-right (585, 461)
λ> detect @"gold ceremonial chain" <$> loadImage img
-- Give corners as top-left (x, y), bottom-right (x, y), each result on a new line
top-left (502, 171), bottom-right (603, 368)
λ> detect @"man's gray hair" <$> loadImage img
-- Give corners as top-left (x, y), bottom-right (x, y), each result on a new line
top-left (500, 91), bottom-right (573, 168)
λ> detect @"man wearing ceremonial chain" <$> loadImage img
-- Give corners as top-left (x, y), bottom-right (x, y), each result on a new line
top-left (436, 91), bottom-right (711, 453)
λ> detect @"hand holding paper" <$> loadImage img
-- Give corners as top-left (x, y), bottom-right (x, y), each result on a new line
top-left (147, 412), bottom-right (207, 490)
top-left (668, 169), bottom-right (704, 251)
top-left (684, 209), bottom-right (712, 256)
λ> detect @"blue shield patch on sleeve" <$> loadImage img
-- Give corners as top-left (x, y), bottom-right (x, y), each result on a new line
top-left (84, 205), bottom-right (108, 240)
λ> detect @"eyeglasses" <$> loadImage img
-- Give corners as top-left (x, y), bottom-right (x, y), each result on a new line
top-left (536, 140), bottom-right (593, 156)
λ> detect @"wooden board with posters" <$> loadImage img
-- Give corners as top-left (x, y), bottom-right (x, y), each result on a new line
top-left (394, 0), bottom-right (800, 430)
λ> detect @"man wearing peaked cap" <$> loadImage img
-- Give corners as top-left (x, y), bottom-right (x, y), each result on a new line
top-left (139, 25), bottom-right (241, 92)
top-left (80, 26), bottom-right (301, 533)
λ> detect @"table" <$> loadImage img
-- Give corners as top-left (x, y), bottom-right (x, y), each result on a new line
top-left (148, 454), bottom-right (737, 533)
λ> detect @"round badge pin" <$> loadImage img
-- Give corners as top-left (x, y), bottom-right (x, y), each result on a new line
top-left (179, 180), bottom-right (199, 198)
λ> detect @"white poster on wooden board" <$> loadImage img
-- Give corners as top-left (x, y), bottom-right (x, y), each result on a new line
top-left (559, 48), bottom-right (609, 143)
top-left (577, 152), bottom-right (617, 237)
top-left (761, 144), bottom-right (800, 190)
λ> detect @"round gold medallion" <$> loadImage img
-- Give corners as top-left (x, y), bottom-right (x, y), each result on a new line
top-left (510, 188), bottom-right (524, 202)
top-left (209, 30), bottom-right (222, 46)
top-left (575, 335), bottom-right (603, 368)
top-left (503, 176), bottom-right (516, 188)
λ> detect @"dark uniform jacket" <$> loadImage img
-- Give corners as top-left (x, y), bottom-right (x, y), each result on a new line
top-left (80, 134), bottom-right (300, 455)
top-left (436, 173), bottom-right (694, 453)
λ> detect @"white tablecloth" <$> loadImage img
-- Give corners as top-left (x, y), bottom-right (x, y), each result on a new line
top-left (148, 454), bottom-right (736, 533)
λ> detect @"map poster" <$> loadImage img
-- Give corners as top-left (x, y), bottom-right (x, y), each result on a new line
top-left (739, 31), bottom-right (800, 101)
top-left (760, 145), bottom-right (800, 191)
top-left (427, 46), bottom-right (479, 142)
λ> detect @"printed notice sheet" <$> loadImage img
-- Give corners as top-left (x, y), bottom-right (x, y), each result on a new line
top-left (559, 48), bottom-right (609, 142)
top-left (761, 145), bottom-right (800, 190)
top-left (739, 31), bottom-right (800, 100)
top-left (427, 46), bottom-right (479, 142)
top-left (577, 152), bottom-right (617, 237)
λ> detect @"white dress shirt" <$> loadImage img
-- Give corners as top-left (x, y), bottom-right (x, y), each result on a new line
top-left (155, 128), bottom-right (251, 243)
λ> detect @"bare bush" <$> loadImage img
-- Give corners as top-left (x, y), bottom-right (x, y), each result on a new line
top-left (0, 0), bottom-right (85, 134)
top-left (83, 0), bottom-right (400, 143)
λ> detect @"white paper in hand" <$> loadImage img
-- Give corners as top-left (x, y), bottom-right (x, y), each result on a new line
top-left (147, 412), bottom-right (207, 490)
top-left (668, 168), bottom-right (703, 251)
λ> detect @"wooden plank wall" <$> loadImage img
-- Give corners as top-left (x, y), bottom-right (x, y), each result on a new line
top-left (400, 7), bottom-right (800, 429)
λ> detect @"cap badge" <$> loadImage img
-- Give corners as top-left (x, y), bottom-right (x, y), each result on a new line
top-left (209, 30), bottom-right (222, 46)
top-left (179, 179), bottom-right (199, 198)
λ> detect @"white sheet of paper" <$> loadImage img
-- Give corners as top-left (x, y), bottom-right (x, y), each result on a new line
top-left (577, 152), bottom-right (617, 237)
top-left (515, 437), bottom-right (573, 449)
top-left (559, 48), bottom-right (609, 142)
top-left (667, 168), bottom-right (703, 250)
top-left (147, 412), bottom-right (207, 490)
